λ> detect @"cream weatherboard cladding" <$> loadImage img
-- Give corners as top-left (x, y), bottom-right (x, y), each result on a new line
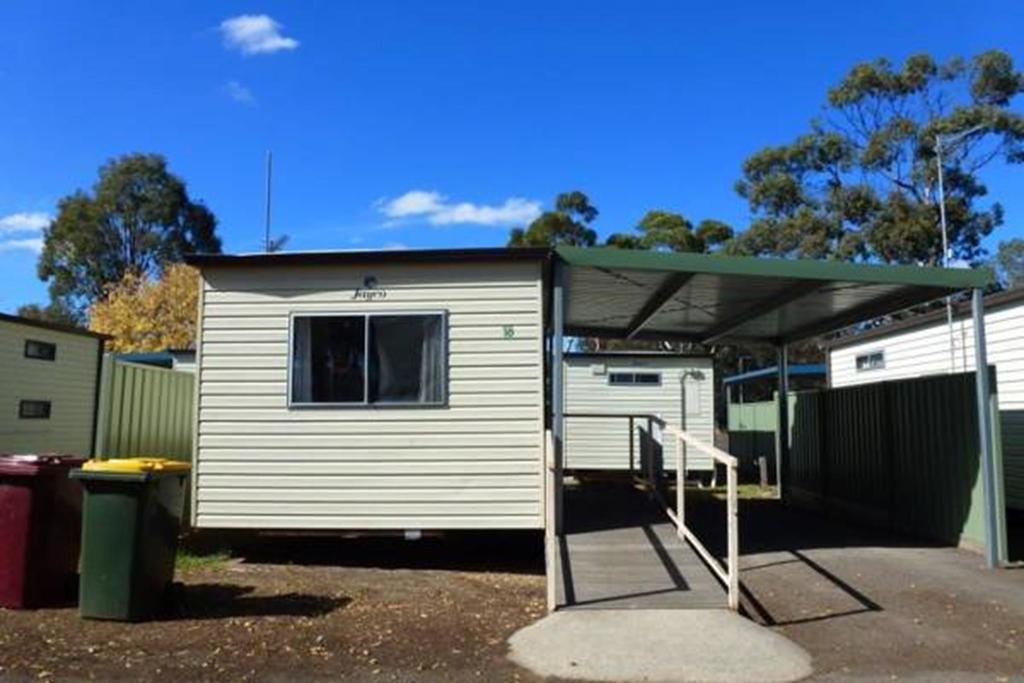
top-left (829, 295), bottom-right (1024, 510)
top-left (564, 354), bottom-right (715, 471)
top-left (192, 260), bottom-right (545, 530)
top-left (0, 318), bottom-right (102, 455)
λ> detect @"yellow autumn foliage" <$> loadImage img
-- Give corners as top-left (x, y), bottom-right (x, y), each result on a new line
top-left (89, 264), bottom-right (200, 353)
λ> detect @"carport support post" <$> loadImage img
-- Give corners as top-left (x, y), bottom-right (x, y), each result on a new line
top-left (552, 260), bottom-right (566, 536)
top-left (775, 344), bottom-right (789, 499)
top-left (972, 287), bottom-right (1002, 568)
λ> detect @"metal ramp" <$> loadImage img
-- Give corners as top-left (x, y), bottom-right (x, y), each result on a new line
top-left (553, 481), bottom-right (726, 610)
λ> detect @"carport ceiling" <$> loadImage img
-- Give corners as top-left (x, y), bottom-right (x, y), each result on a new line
top-left (555, 246), bottom-right (992, 345)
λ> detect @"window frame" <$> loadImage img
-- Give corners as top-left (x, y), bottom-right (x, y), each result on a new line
top-left (24, 339), bottom-right (57, 361)
top-left (855, 350), bottom-right (886, 372)
top-left (287, 310), bottom-right (449, 409)
top-left (19, 399), bottom-right (52, 419)
top-left (607, 371), bottom-right (662, 387)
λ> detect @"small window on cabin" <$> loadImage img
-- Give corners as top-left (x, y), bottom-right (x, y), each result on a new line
top-left (290, 313), bottom-right (446, 405)
top-left (24, 339), bottom-right (56, 361)
top-left (855, 351), bottom-right (885, 372)
top-left (608, 372), bottom-right (662, 386)
top-left (19, 400), bottom-right (51, 419)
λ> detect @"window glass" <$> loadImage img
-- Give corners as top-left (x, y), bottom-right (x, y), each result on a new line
top-left (19, 400), bottom-right (51, 419)
top-left (25, 340), bottom-right (57, 361)
top-left (369, 315), bottom-right (444, 404)
top-left (608, 372), bottom-right (662, 386)
top-left (292, 316), bottom-right (366, 403)
top-left (291, 313), bottom-right (445, 406)
top-left (855, 351), bottom-right (885, 372)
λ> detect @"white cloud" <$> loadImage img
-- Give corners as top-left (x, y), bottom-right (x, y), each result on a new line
top-left (0, 211), bottom-right (50, 234)
top-left (0, 238), bottom-right (44, 253)
top-left (220, 14), bottom-right (299, 55)
top-left (381, 241), bottom-right (409, 251)
top-left (377, 190), bottom-right (541, 227)
top-left (224, 80), bottom-right (255, 105)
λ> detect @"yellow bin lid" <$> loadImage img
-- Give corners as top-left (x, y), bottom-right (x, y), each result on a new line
top-left (82, 458), bottom-right (191, 473)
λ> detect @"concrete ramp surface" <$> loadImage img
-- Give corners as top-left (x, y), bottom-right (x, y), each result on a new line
top-left (508, 609), bottom-right (812, 683)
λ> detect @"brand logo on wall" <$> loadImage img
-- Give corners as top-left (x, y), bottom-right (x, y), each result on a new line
top-left (353, 275), bottom-right (388, 301)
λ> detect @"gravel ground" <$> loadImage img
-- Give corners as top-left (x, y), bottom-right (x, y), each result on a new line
top-left (690, 495), bottom-right (1024, 681)
top-left (1, 500), bottom-right (1021, 682)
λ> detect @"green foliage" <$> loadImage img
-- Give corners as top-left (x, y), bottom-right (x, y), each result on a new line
top-left (993, 238), bottom-right (1024, 289)
top-left (15, 300), bottom-right (81, 326)
top-left (508, 191), bottom-right (598, 247)
top-left (733, 50), bottom-right (1024, 265)
top-left (605, 211), bottom-right (734, 253)
top-left (38, 153), bottom-right (222, 315)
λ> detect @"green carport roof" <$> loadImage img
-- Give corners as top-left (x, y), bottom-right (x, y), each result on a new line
top-left (554, 246), bottom-right (993, 345)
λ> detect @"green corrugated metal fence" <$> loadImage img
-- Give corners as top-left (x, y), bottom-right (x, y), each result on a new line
top-left (785, 370), bottom-right (1006, 553)
top-left (726, 394), bottom-right (796, 483)
top-left (94, 356), bottom-right (194, 461)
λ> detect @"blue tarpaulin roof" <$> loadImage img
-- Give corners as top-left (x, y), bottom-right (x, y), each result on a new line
top-left (723, 363), bottom-right (826, 385)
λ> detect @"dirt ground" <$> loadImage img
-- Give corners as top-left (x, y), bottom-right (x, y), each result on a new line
top-left (0, 532), bottom-right (549, 682)
top-left (2, 498), bottom-right (1023, 682)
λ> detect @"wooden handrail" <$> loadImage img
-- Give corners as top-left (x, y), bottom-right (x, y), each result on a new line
top-left (660, 425), bottom-right (740, 611)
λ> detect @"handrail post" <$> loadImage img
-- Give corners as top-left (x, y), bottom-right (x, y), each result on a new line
top-left (727, 460), bottom-right (739, 611)
top-left (629, 415), bottom-right (635, 474)
top-left (676, 434), bottom-right (685, 540)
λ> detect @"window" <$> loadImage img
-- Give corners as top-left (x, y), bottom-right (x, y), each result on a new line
top-left (290, 312), bottom-right (446, 406)
top-left (855, 351), bottom-right (885, 372)
top-left (608, 372), bottom-right (661, 386)
top-left (24, 339), bottom-right (56, 361)
top-left (19, 400), bottom-right (51, 419)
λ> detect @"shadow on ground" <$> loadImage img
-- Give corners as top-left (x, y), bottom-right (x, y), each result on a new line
top-left (181, 528), bottom-right (545, 575)
top-left (162, 583), bottom-right (351, 621)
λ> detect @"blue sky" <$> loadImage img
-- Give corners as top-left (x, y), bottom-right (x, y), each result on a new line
top-left (1, 1), bottom-right (1022, 312)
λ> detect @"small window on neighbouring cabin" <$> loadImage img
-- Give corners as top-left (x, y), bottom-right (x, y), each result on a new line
top-left (855, 351), bottom-right (885, 371)
top-left (608, 372), bottom-right (662, 386)
top-left (24, 339), bottom-right (56, 361)
top-left (290, 312), bottom-right (446, 406)
top-left (19, 400), bottom-right (51, 419)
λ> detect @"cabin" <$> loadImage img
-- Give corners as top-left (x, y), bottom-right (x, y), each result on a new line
top-left (827, 288), bottom-right (1024, 511)
top-left (0, 313), bottom-right (106, 456)
top-left (185, 248), bottom-right (549, 530)
top-left (186, 245), bottom-right (1008, 591)
top-left (564, 352), bottom-right (714, 475)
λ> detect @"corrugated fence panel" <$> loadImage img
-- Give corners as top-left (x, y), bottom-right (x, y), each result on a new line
top-left (785, 370), bottom-right (998, 549)
top-left (97, 359), bottom-right (194, 461)
top-left (726, 394), bottom-right (798, 484)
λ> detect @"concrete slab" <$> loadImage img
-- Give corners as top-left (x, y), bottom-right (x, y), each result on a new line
top-left (508, 609), bottom-right (813, 683)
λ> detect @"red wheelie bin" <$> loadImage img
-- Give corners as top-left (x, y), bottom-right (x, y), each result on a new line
top-left (0, 455), bottom-right (85, 608)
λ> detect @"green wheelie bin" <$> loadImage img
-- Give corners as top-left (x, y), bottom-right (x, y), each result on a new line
top-left (70, 458), bottom-right (191, 621)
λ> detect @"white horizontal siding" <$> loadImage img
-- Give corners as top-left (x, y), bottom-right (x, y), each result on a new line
top-left (193, 260), bottom-right (544, 530)
top-left (0, 320), bottom-right (100, 455)
top-left (564, 355), bottom-right (715, 471)
top-left (829, 299), bottom-right (1024, 509)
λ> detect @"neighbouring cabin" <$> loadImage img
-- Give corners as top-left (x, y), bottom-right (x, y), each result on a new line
top-left (564, 352), bottom-right (714, 473)
top-left (827, 288), bottom-right (1024, 510)
top-left (186, 249), bottom-right (549, 531)
top-left (0, 313), bottom-right (106, 456)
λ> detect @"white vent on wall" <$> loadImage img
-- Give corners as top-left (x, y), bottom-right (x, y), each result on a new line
top-left (591, 364), bottom-right (607, 375)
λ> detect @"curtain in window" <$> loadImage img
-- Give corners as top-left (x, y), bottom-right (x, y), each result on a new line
top-left (419, 316), bottom-right (443, 403)
top-left (292, 317), bottom-right (313, 402)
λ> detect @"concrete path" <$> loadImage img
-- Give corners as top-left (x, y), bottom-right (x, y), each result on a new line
top-left (508, 609), bottom-right (813, 683)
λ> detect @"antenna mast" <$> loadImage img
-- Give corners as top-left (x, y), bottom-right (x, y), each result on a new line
top-left (263, 150), bottom-right (273, 252)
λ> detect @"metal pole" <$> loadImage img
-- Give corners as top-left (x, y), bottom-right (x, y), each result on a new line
top-left (776, 345), bottom-right (790, 498)
top-left (264, 150), bottom-right (273, 253)
top-left (936, 136), bottom-right (957, 373)
top-left (972, 288), bottom-right (1001, 568)
top-left (551, 260), bottom-right (565, 535)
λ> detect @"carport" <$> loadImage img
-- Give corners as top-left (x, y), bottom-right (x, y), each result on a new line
top-left (545, 244), bottom-right (1005, 611)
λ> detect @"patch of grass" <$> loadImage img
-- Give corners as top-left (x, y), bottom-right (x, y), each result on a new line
top-left (176, 550), bottom-right (231, 571)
